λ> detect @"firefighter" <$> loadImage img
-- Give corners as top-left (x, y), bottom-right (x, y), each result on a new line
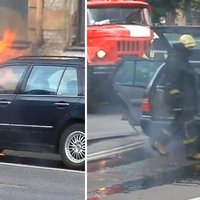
top-left (143, 38), bottom-right (168, 60)
top-left (152, 34), bottom-right (200, 159)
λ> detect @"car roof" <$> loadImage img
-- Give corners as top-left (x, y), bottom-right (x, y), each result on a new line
top-left (4, 56), bottom-right (85, 67)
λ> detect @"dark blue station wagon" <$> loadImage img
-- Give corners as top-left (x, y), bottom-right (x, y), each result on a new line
top-left (0, 56), bottom-right (85, 170)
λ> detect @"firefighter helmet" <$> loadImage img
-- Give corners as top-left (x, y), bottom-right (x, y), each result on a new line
top-left (179, 34), bottom-right (196, 48)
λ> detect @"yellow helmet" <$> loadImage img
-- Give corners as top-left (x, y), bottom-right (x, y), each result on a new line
top-left (179, 34), bottom-right (196, 48)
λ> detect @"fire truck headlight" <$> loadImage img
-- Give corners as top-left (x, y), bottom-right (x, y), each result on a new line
top-left (97, 50), bottom-right (106, 59)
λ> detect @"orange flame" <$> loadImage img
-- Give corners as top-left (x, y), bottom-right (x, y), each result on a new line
top-left (0, 30), bottom-right (24, 63)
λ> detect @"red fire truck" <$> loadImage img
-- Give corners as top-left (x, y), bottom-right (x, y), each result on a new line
top-left (87, 0), bottom-right (154, 109)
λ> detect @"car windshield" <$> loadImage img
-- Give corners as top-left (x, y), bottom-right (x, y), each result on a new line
top-left (87, 7), bottom-right (152, 26)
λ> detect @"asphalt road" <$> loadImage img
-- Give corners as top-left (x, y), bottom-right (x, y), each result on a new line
top-left (87, 103), bottom-right (200, 200)
top-left (99, 185), bottom-right (200, 200)
top-left (0, 150), bottom-right (85, 200)
top-left (0, 161), bottom-right (85, 200)
top-left (88, 141), bottom-right (200, 200)
top-left (87, 102), bottom-right (147, 162)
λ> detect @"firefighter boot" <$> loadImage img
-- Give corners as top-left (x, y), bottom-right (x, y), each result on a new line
top-left (183, 136), bottom-right (198, 145)
top-left (188, 153), bottom-right (200, 160)
top-left (152, 140), bottom-right (168, 156)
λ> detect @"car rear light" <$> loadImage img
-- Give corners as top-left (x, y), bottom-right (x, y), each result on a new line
top-left (141, 97), bottom-right (151, 113)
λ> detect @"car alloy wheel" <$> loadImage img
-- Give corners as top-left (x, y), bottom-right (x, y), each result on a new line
top-left (65, 130), bottom-right (85, 164)
top-left (60, 123), bottom-right (85, 170)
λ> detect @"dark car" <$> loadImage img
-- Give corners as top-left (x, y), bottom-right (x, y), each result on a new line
top-left (112, 56), bottom-right (164, 126)
top-left (0, 56), bottom-right (85, 170)
top-left (113, 26), bottom-right (200, 129)
top-left (140, 26), bottom-right (200, 139)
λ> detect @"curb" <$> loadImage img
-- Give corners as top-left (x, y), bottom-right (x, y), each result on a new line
top-left (87, 132), bottom-right (136, 142)
top-left (87, 139), bottom-right (146, 161)
top-left (87, 135), bottom-right (134, 145)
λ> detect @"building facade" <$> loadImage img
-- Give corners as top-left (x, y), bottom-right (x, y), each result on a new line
top-left (0, 0), bottom-right (84, 57)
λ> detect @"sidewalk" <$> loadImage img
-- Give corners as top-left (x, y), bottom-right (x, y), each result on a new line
top-left (87, 113), bottom-right (142, 140)
top-left (87, 112), bottom-right (148, 160)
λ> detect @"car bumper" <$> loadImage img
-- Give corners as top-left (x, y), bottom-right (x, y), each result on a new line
top-left (87, 64), bottom-right (116, 82)
top-left (141, 115), bottom-right (172, 137)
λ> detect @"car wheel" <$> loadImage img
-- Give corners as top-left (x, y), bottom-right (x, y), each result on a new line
top-left (59, 123), bottom-right (85, 170)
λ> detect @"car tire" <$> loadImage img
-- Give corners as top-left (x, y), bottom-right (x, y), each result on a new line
top-left (59, 123), bottom-right (85, 170)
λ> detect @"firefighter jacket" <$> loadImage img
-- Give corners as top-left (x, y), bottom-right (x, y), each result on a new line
top-left (164, 43), bottom-right (198, 113)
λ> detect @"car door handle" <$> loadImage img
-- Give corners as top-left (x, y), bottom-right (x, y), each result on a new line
top-left (54, 102), bottom-right (70, 106)
top-left (0, 100), bottom-right (12, 105)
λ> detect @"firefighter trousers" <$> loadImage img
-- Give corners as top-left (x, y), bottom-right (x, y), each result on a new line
top-left (158, 110), bottom-right (199, 155)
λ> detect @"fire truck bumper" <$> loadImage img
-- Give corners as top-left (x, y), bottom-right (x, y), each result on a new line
top-left (88, 64), bottom-right (116, 76)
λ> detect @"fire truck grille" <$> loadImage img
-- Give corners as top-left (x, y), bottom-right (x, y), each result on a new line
top-left (117, 40), bottom-right (150, 55)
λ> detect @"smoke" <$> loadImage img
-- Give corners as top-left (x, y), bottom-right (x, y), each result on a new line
top-left (0, 0), bottom-right (28, 40)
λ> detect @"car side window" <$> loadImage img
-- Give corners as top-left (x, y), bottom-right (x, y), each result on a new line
top-left (114, 60), bottom-right (163, 87)
top-left (135, 60), bottom-right (163, 86)
top-left (0, 65), bottom-right (26, 94)
top-left (58, 67), bottom-right (78, 96)
top-left (114, 61), bottom-right (135, 85)
top-left (25, 66), bottom-right (65, 95)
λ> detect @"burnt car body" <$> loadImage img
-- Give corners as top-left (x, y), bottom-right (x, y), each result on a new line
top-left (0, 56), bottom-right (85, 170)
top-left (113, 26), bottom-right (200, 129)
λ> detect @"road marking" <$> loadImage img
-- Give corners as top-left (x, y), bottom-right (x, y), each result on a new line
top-left (189, 198), bottom-right (200, 200)
top-left (88, 139), bottom-right (146, 161)
top-left (0, 162), bottom-right (85, 174)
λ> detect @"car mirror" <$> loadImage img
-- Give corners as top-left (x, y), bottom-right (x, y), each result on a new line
top-left (159, 16), bottom-right (166, 25)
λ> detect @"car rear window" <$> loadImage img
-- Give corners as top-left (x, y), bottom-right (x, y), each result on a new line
top-left (57, 67), bottom-right (78, 96)
top-left (0, 65), bottom-right (27, 94)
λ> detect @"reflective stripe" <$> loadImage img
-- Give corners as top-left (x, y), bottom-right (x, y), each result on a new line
top-left (161, 129), bottom-right (172, 137)
top-left (170, 89), bottom-right (180, 95)
top-left (144, 50), bottom-right (168, 59)
top-left (149, 51), bottom-right (154, 58)
top-left (183, 136), bottom-right (198, 145)
top-left (173, 108), bottom-right (182, 111)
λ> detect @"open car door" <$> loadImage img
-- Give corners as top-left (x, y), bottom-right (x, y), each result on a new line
top-left (112, 56), bottom-right (164, 126)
